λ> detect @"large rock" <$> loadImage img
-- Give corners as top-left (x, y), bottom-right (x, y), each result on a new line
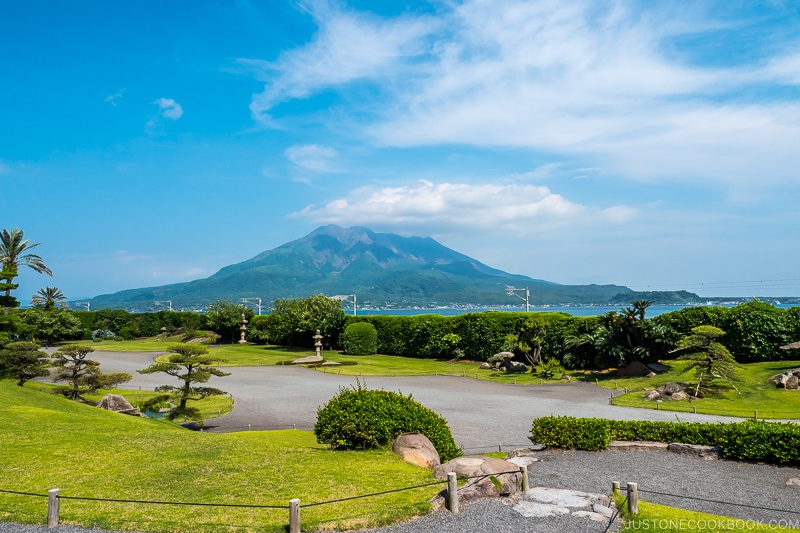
top-left (667, 443), bottom-right (720, 459)
top-left (494, 351), bottom-right (516, 359)
top-left (392, 433), bottom-right (440, 470)
top-left (617, 361), bottom-right (651, 377)
top-left (479, 362), bottom-right (492, 370)
top-left (291, 355), bottom-right (323, 364)
top-left (97, 394), bottom-right (142, 416)
top-left (768, 369), bottom-right (800, 389)
top-left (505, 361), bottom-right (527, 373)
top-left (434, 456), bottom-right (522, 504)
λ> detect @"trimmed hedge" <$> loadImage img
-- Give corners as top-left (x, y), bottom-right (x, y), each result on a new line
top-left (530, 416), bottom-right (800, 464)
top-left (314, 383), bottom-right (462, 462)
top-left (340, 322), bottom-right (378, 355)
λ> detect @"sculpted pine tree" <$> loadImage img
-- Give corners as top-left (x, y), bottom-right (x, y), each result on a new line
top-left (138, 343), bottom-right (230, 422)
top-left (52, 344), bottom-right (132, 400)
top-left (677, 325), bottom-right (740, 397)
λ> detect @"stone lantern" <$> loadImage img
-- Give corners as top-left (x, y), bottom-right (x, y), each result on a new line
top-left (313, 329), bottom-right (324, 358)
top-left (238, 313), bottom-right (248, 344)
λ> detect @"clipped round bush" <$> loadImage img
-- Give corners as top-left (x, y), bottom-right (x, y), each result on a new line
top-left (341, 322), bottom-right (378, 355)
top-left (314, 383), bottom-right (462, 462)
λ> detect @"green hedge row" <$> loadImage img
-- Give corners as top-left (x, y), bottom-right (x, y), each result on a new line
top-left (654, 301), bottom-right (800, 362)
top-left (530, 416), bottom-right (800, 464)
top-left (347, 312), bottom-right (597, 362)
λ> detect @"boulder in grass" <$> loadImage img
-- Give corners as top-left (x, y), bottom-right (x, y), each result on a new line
top-left (616, 361), bottom-right (651, 377)
top-left (97, 394), bottom-right (142, 416)
top-left (392, 433), bottom-right (440, 470)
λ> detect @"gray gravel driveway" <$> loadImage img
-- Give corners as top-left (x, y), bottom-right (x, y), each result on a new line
top-left (81, 350), bottom-right (743, 452)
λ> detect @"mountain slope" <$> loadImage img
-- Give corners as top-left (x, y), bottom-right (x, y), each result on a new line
top-left (88, 225), bottom-right (695, 311)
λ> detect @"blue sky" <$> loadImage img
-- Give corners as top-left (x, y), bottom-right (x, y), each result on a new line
top-left (3, 0), bottom-right (800, 302)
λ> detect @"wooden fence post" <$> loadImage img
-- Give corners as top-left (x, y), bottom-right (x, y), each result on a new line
top-left (447, 472), bottom-right (459, 514)
top-left (627, 482), bottom-right (638, 515)
top-left (47, 488), bottom-right (60, 529)
top-left (289, 498), bottom-right (300, 533)
top-left (612, 481), bottom-right (620, 495)
top-left (520, 465), bottom-right (529, 492)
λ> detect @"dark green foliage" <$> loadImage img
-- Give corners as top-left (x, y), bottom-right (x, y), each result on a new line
top-left (341, 322), bottom-right (378, 355)
top-left (0, 341), bottom-right (49, 385)
top-left (347, 311), bottom-right (597, 363)
top-left (262, 295), bottom-right (347, 348)
top-left (654, 302), bottom-right (800, 363)
top-left (315, 382), bottom-right (462, 461)
top-left (716, 420), bottom-right (800, 464)
top-left (530, 416), bottom-right (611, 451)
top-left (530, 416), bottom-right (800, 464)
top-left (19, 309), bottom-right (83, 345)
top-left (69, 310), bottom-right (209, 339)
top-left (206, 300), bottom-right (255, 344)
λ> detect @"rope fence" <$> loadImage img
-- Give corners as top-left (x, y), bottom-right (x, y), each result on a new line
top-left (615, 481), bottom-right (800, 526)
top-left (0, 467), bottom-right (534, 531)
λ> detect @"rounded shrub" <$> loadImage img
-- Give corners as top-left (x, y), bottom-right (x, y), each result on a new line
top-left (341, 322), bottom-right (378, 355)
top-left (314, 382), bottom-right (462, 461)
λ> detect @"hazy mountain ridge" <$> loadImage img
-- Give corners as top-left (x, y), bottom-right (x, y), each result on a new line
top-left (87, 225), bottom-right (699, 311)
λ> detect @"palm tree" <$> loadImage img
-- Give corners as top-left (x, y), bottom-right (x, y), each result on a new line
top-left (31, 286), bottom-right (66, 311)
top-left (1, 227), bottom-right (52, 313)
top-left (630, 299), bottom-right (653, 322)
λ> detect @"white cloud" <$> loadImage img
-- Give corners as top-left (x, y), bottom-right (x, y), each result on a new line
top-left (289, 179), bottom-right (631, 235)
top-left (0, 161), bottom-right (10, 174)
top-left (285, 144), bottom-right (338, 172)
top-left (763, 49), bottom-right (800, 85)
top-left (104, 89), bottom-right (126, 106)
top-left (250, 0), bottom-right (800, 191)
top-left (241, 1), bottom-right (436, 122)
top-left (153, 98), bottom-right (184, 120)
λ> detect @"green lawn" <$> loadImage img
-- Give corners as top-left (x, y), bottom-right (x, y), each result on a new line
top-left (23, 381), bottom-right (233, 422)
top-left (0, 380), bottom-right (442, 532)
top-left (147, 344), bottom-right (567, 385)
top-left (616, 497), bottom-right (798, 532)
top-left (590, 360), bottom-right (800, 419)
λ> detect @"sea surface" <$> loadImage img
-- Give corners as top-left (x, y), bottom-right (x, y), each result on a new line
top-left (355, 303), bottom-right (799, 318)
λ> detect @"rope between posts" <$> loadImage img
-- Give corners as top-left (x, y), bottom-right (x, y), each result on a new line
top-left (0, 488), bottom-right (48, 498)
top-left (303, 480), bottom-right (447, 508)
top-left (627, 487), bottom-right (798, 515)
top-left (603, 496), bottom-right (626, 533)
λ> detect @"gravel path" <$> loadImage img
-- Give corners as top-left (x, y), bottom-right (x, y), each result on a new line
top-left (13, 350), bottom-right (796, 532)
top-left (77, 350), bottom-right (743, 452)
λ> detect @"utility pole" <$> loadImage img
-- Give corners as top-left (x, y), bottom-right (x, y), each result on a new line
top-left (505, 286), bottom-right (530, 312)
top-left (330, 294), bottom-right (357, 316)
top-left (154, 300), bottom-right (172, 312)
top-left (241, 297), bottom-right (263, 315)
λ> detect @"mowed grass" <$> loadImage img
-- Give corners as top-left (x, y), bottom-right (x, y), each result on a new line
top-left (143, 344), bottom-right (568, 385)
top-left (0, 380), bottom-right (441, 533)
top-left (617, 498), bottom-right (799, 532)
top-left (22, 381), bottom-right (234, 421)
top-left (592, 360), bottom-right (800, 419)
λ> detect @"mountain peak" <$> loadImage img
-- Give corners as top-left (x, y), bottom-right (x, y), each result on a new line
top-left (87, 225), bottom-right (677, 311)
